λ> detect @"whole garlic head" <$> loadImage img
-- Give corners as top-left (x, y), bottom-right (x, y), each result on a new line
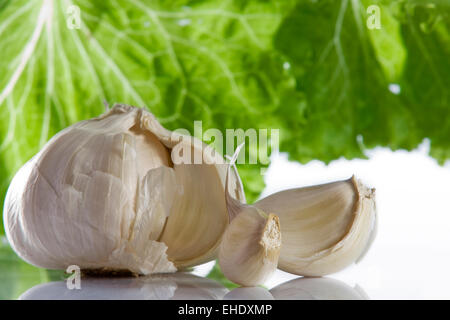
top-left (3, 104), bottom-right (244, 275)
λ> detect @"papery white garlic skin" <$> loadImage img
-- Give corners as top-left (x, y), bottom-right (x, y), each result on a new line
top-left (3, 104), bottom-right (244, 275)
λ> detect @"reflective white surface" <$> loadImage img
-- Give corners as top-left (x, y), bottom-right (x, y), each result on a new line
top-left (224, 287), bottom-right (275, 300)
top-left (19, 273), bottom-right (367, 300)
top-left (19, 273), bottom-right (228, 300)
top-left (270, 277), bottom-right (368, 300)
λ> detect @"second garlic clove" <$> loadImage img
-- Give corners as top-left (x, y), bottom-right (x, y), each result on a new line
top-left (254, 176), bottom-right (377, 276)
top-left (218, 208), bottom-right (281, 287)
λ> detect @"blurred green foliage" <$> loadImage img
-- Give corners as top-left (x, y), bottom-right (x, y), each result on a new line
top-left (0, 1), bottom-right (449, 231)
top-left (206, 261), bottom-right (239, 290)
top-left (0, 238), bottom-right (64, 299)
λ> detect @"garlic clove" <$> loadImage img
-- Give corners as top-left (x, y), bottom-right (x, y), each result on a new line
top-left (218, 144), bottom-right (281, 286)
top-left (159, 163), bottom-right (229, 268)
top-left (159, 138), bottom-right (245, 269)
top-left (219, 208), bottom-right (281, 286)
top-left (131, 106), bottom-right (246, 269)
top-left (254, 176), bottom-right (377, 276)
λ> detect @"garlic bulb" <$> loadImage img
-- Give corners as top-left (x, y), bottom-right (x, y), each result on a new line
top-left (4, 104), bottom-right (244, 275)
top-left (254, 176), bottom-right (377, 276)
top-left (218, 145), bottom-right (281, 286)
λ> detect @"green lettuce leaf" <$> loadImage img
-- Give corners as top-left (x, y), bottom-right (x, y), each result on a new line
top-left (0, 0), bottom-right (449, 239)
top-left (0, 239), bottom-right (53, 299)
top-left (0, 0), bottom-right (296, 234)
top-left (274, 0), bottom-right (449, 164)
top-left (206, 260), bottom-right (239, 290)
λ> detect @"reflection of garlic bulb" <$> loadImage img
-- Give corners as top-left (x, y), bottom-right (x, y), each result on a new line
top-left (4, 104), bottom-right (244, 275)
top-left (19, 273), bottom-right (228, 300)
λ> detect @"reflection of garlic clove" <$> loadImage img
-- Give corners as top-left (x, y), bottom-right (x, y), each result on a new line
top-left (270, 277), bottom-right (369, 300)
top-left (169, 273), bottom-right (228, 300)
top-left (219, 144), bottom-right (281, 287)
top-left (4, 104), bottom-right (245, 275)
top-left (254, 177), bottom-right (377, 276)
top-left (224, 287), bottom-right (274, 300)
